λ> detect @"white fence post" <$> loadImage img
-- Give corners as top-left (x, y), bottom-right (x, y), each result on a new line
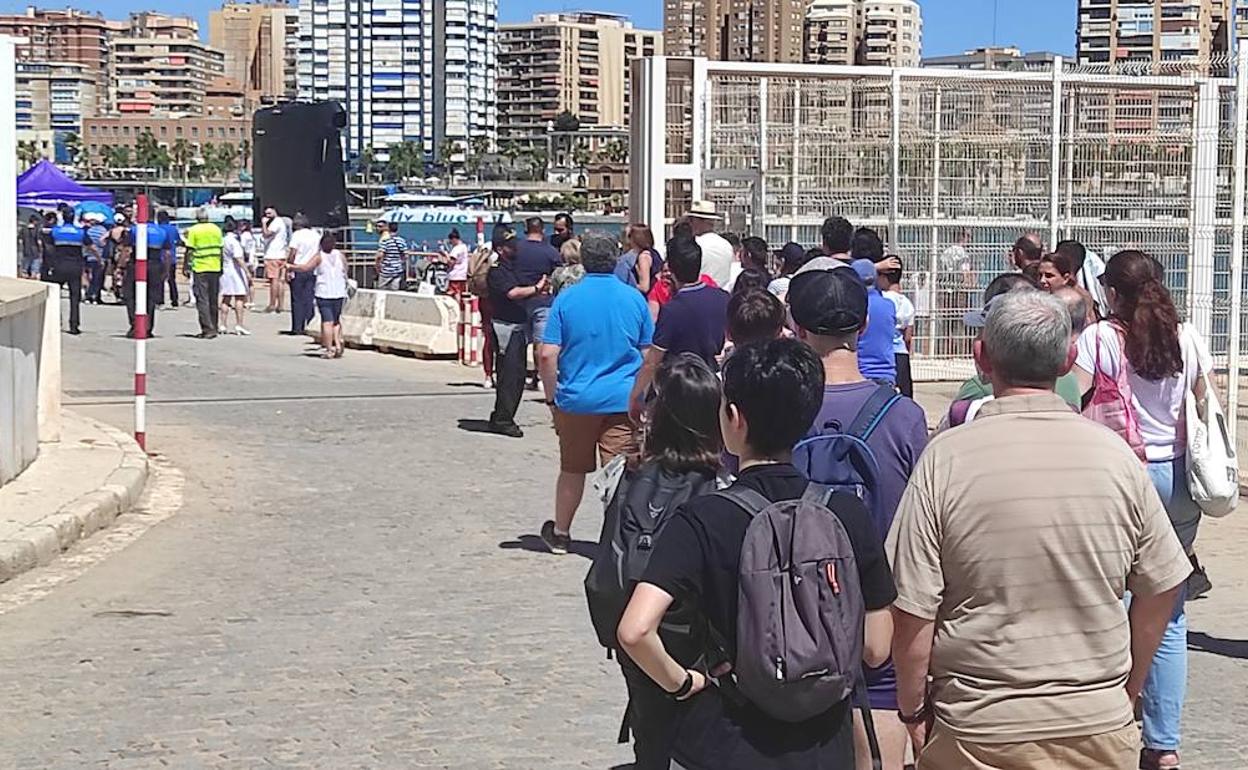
top-left (1048, 56), bottom-right (1064, 249)
top-left (1228, 48), bottom-right (1248, 445)
top-left (790, 80), bottom-right (801, 243)
top-left (0, 36), bottom-right (16, 279)
top-left (1189, 79), bottom-right (1220, 340)
top-left (889, 70), bottom-right (901, 246)
top-left (758, 77), bottom-right (768, 235)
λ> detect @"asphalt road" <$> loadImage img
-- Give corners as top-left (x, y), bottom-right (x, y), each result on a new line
top-left (0, 296), bottom-right (633, 768)
top-left (0, 292), bottom-right (1245, 768)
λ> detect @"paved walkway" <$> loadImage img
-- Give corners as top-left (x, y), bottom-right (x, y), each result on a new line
top-left (0, 297), bottom-right (1243, 768)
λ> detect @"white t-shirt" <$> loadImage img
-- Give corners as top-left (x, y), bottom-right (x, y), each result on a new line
top-left (264, 217), bottom-right (290, 262)
top-left (696, 232), bottom-right (735, 288)
top-left (768, 275), bottom-right (791, 300)
top-left (289, 227), bottom-right (322, 266)
top-left (884, 289), bottom-right (915, 355)
top-left (239, 230), bottom-right (259, 265)
top-left (447, 241), bottom-right (470, 281)
top-left (1074, 321), bottom-right (1211, 462)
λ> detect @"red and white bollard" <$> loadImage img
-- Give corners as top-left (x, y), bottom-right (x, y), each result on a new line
top-left (459, 293), bottom-right (481, 366)
top-left (133, 194), bottom-right (149, 452)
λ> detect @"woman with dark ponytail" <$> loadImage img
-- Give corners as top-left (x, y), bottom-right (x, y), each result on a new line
top-left (1073, 249), bottom-right (1211, 770)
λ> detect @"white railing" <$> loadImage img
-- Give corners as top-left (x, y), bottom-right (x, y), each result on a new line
top-left (630, 52), bottom-right (1248, 460)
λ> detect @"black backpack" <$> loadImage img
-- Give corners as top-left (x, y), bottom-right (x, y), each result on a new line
top-left (584, 462), bottom-right (718, 651)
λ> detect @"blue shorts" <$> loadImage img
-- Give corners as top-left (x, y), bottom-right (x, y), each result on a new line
top-left (317, 297), bottom-right (345, 323)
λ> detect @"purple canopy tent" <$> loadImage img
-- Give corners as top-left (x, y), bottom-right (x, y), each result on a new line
top-left (16, 159), bottom-right (113, 208)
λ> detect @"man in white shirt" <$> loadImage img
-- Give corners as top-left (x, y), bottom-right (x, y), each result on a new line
top-left (262, 206), bottom-right (291, 313)
top-left (684, 201), bottom-right (734, 287)
top-left (285, 213), bottom-right (322, 335)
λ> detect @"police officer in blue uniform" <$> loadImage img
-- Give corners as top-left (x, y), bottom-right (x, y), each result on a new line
top-left (49, 213), bottom-right (94, 335)
top-left (119, 219), bottom-right (169, 338)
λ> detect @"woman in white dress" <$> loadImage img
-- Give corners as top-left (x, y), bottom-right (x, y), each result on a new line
top-left (289, 230), bottom-right (349, 358)
top-left (218, 218), bottom-right (251, 335)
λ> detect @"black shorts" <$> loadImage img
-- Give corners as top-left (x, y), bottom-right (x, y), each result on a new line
top-left (317, 296), bottom-right (345, 323)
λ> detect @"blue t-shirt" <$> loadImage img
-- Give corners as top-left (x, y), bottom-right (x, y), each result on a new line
top-left (514, 238), bottom-right (562, 310)
top-left (653, 283), bottom-right (731, 370)
top-left (129, 223), bottom-right (168, 254)
top-left (543, 273), bottom-right (654, 414)
top-left (859, 288), bottom-right (897, 382)
top-left (86, 224), bottom-right (108, 263)
top-left (161, 223), bottom-right (181, 265)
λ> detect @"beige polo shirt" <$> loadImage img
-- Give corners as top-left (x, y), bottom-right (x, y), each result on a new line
top-left (886, 392), bottom-right (1191, 744)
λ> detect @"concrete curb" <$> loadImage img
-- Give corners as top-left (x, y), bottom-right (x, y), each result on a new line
top-left (0, 412), bottom-right (149, 583)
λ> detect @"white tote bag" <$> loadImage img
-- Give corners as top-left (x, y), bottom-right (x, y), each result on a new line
top-left (1184, 348), bottom-right (1239, 517)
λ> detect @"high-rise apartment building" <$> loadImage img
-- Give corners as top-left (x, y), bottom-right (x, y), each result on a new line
top-left (664, 0), bottom-right (805, 62)
top-left (922, 45), bottom-right (1058, 71)
top-left (498, 13), bottom-right (661, 147)
top-left (1237, 0), bottom-right (1248, 40)
top-left (0, 8), bottom-right (125, 83)
top-left (805, 0), bottom-right (921, 66)
top-left (110, 14), bottom-right (227, 115)
top-left (297, 0), bottom-right (497, 164)
top-left (1077, 0), bottom-right (1230, 73)
top-left (16, 60), bottom-right (99, 160)
top-left (209, 2), bottom-right (300, 103)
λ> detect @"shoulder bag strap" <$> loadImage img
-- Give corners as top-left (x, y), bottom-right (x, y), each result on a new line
top-left (712, 486), bottom-right (773, 518)
top-left (846, 383), bottom-right (902, 441)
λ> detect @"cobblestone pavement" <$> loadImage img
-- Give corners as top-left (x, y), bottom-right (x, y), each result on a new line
top-left (0, 298), bottom-right (1245, 768)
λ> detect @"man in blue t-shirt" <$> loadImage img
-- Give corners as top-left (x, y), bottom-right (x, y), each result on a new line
top-left (851, 258), bottom-right (897, 384)
top-left (120, 220), bottom-right (168, 337)
top-left (155, 210), bottom-right (182, 307)
top-left (514, 216), bottom-right (562, 387)
top-left (627, 233), bottom-right (730, 423)
top-left (787, 262), bottom-right (928, 767)
top-left (537, 231), bottom-right (653, 555)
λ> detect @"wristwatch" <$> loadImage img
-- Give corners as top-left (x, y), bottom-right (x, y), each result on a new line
top-left (897, 702), bottom-right (930, 725)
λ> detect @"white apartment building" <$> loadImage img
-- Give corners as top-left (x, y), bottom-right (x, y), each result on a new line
top-left (297, 0), bottom-right (497, 164)
top-left (805, 0), bottom-right (921, 66)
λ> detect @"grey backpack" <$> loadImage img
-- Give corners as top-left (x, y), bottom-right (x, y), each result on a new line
top-left (715, 483), bottom-right (866, 723)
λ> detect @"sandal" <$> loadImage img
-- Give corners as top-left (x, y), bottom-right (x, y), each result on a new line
top-left (1140, 749), bottom-right (1180, 770)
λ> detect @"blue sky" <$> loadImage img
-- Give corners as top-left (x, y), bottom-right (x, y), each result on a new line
top-left (2, 0), bottom-right (1078, 58)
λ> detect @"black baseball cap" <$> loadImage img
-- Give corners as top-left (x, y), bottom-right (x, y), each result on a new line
top-left (788, 265), bottom-right (868, 335)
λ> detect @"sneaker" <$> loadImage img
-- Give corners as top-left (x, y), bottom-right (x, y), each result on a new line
top-left (482, 376), bottom-right (494, 389)
top-left (235, 325), bottom-right (251, 336)
top-left (67, 327), bottom-right (81, 336)
top-left (1139, 748), bottom-right (1181, 770)
top-left (539, 520), bottom-right (570, 556)
top-left (488, 421), bottom-right (524, 439)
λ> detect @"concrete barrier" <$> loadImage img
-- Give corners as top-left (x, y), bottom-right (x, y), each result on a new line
top-left (0, 278), bottom-right (59, 487)
top-left (328, 289), bottom-right (461, 358)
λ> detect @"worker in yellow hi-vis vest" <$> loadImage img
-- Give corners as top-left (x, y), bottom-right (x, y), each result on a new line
top-left (184, 208), bottom-right (224, 339)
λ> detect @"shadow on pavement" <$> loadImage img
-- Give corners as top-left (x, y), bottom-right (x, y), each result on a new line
top-left (498, 534), bottom-right (596, 560)
top-left (1188, 631), bottom-right (1248, 660)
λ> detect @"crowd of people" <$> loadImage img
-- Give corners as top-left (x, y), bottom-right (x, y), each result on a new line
top-left (472, 202), bottom-right (1219, 770)
top-left (18, 203), bottom-right (352, 358)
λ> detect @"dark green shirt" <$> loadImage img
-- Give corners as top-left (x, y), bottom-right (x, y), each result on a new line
top-left (955, 373), bottom-right (1083, 408)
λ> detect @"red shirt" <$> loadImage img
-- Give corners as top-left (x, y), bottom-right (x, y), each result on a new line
top-left (648, 273), bottom-right (717, 307)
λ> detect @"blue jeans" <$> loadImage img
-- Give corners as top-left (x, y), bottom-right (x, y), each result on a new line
top-left (1141, 458), bottom-right (1200, 752)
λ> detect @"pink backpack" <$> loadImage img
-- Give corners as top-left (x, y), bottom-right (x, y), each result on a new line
top-left (1082, 324), bottom-right (1147, 462)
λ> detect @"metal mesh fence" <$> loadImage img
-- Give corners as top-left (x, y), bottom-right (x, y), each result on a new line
top-left (632, 55), bottom-right (1248, 464)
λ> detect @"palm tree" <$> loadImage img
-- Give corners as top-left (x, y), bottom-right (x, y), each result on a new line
top-left (134, 130), bottom-right (161, 173)
top-left (62, 132), bottom-right (83, 167)
top-left (501, 140), bottom-right (522, 181)
top-left (16, 140), bottom-right (41, 168)
top-left (387, 141), bottom-right (422, 182)
top-left (439, 140), bottom-right (461, 177)
top-left (572, 144), bottom-right (591, 170)
top-left (239, 138), bottom-right (252, 173)
top-left (467, 135), bottom-right (490, 181)
top-left (358, 145), bottom-right (376, 183)
top-left (602, 139), bottom-right (628, 164)
top-left (170, 138), bottom-right (192, 180)
top-left (216, 142), bottom-right (238, 179)
top-left (525, 148), bottom-right (549, 181)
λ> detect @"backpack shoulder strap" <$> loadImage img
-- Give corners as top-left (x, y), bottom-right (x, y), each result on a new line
top-left (712, 486), bottom-right (773, 518)
top-left (846, 382), bottom-right (902, 441)
top-left (800, 482), bottom-right (835, 507)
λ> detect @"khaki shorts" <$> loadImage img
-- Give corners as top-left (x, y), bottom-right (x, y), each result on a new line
top-left (918, 723), bottom-right (1138, 770)
top-left (553, 409), bottom-right (637, 474)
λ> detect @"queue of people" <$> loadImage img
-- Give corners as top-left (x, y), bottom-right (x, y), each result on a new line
top-left (471, 204), bottom-right (1222, 770)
